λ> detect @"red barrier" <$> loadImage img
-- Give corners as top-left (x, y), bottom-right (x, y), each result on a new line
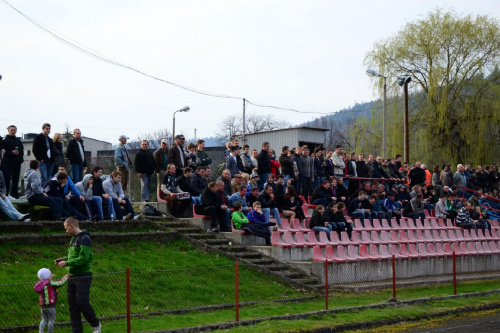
top-left (325, 260), bottom-right (329, 310)
top-left (452, 252), bottom-right (457, 295)
top-left (392, 255), bottom-right (396, 300)
top-left (126, 267), bottom-right (131, 333)
top-left (235, 261), bottom-right (239, 321)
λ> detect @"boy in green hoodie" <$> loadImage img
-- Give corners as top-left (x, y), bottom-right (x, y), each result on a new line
top-left (55, 217), bottom-right (101, 333)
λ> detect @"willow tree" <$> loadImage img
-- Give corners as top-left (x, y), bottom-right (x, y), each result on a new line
top-left (365, 9), bottom-right (500, 165)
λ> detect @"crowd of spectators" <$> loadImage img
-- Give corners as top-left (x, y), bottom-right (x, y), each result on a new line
top-left (0, 124), bottom-right (499, 235)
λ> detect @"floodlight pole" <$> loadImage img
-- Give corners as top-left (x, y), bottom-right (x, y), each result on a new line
top-left (242, 98), bottom-right (246, 143)
top-left (403, 82), bottom-right (409, 164)
top-left (382, 76), bottom-right (387, 159)
top-left (172, 106), bottom-right (190, 144)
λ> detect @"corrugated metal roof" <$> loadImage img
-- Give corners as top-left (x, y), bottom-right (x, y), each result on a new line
top-left (243, 126), bottom-right (328, 136)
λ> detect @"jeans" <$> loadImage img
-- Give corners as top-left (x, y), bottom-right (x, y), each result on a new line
top-left (283, 174), bottom-right (291, 190)
top-left (350, 210), bottom-right (375, 228)
top-left (259, 173), bottom-right (269, 191)
top-left (88, 196), bottom-right (103, 220)
top-left (403, 211), bottom-right (425, 223)
top-left (62, 199), bottom-right (88, 221)
top-left (102, 197), bottom-right (116, 220)
top-left (295, 176), bottom-right (302, 195)
top-left (374, 211), bottom-right (392, 223)
top-left (67, 273), bottom-right (99, 333)
top-left (70, 164), bottom-right (85, 183)
top-left (3, 162), bottom-right (21, 198)
top-left (0, 195), bottom-right (21, 220)
top-left (343, 179), bottom-right (349, 190)
top-left (312, 225), bottom-right (332, 240)
top-left (28, 194), bottom-right (64, 219)
top-left (140, 173), bottom-right (152, 201)
top-left (39, 162), bottom-right (54, 185)
top-left (262, 207), bottom-right (282, 227)
top-left (111, 197), bottom-right (134, 220)
top-left (313, 176), bottom-right (324, 192)
top-left (312, 198), bottom-right (328, 208)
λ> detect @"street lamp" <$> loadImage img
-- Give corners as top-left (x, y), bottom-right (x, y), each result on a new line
top-left (172, 106), bottom-right (190, 143)
top-left (366, 69), bottom-right (387, 159)
top-left (398, 76), bottom-right (412, 164)
top-left (0, 74), bottom-right (2, 81)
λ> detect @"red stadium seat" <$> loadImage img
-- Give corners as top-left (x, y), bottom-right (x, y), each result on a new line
top-left (295, 232), bottom-right (316, 248)
top-left (313, 246), bottom-right (333, 262)
top-left (271, 231), bottom-right (291, 248)
top-left (369, 244), bottom-right (390, 260)
top-left (347, 245), bottom-right (369, 261)
top-left (231, 220), bottom-right (246, 234)
top-left (283, 231), bottom-right (305, 247)
top-left (427, 243), bottom-right (445, 258)
top-left (307, 231), bottom-right (328, 247)
top-left (336, 245), bottom-right (357, 262)
top-left (325, 246), bottom-right (347, 263)
top-left (390, 244), bottom-right (409, 260)
top-left (359, 245), bottom-right (379, 261)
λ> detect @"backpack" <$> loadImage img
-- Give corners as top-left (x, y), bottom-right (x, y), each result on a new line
top-left (143, 204), bottom-right (163, 217)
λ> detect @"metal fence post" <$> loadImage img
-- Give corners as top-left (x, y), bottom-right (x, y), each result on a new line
top-left (325, 260), bottom-right (329, 310)
top-left (235, 261), bottom-right (239, 321)
top-left (452, 251), bottom-right (457, 295)
top-left (392, 255), bottom-right (396, 300)
top-left (126, 267), bottom-right (131, 333)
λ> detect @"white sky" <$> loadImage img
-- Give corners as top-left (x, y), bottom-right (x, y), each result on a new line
top-left (1, 0), bottom-right (499, 144)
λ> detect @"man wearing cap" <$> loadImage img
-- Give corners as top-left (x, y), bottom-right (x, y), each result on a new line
top-left (225, 146), bottom-right (242, 178)
top-left (154, 139), bottom-right (169, 189)
top-left (114, 135), bottom-right (133, 192)
top-left (168, 134), bottom-right (189, 177)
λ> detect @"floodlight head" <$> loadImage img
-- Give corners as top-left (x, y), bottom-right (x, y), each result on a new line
top-left (179, 106), bottom-right (190, 112)
top-left (366, 69), bottom-right (381, 77)
top-left (398, 76), bottom-right (412, 86)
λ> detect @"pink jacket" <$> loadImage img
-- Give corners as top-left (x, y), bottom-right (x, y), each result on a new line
top-left (34, 275), bottom-right (69, 307)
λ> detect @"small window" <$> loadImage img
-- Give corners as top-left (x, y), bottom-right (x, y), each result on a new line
top-left (27, 150), bottom-right (31, 156)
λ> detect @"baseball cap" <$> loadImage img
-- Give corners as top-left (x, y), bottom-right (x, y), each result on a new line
top-left (119, 134), bottom-right (129, 140)
top-left (175, 134), bottom-right (185, 139)
top-left (161, 139), bottom-right (168, 144)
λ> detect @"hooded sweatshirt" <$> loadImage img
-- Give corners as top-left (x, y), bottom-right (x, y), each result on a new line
top-left (23, 168), bottom-right (44, 199)
top-left (76, 174), bottom-right (94, 200)
top-left (34, 275), bottom-right (69, 307)
top-left (62, 230), bottom-right (93, 275)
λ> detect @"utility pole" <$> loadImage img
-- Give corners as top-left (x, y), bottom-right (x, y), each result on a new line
top-left (242, 98), bottom-right (246, 144)
top-left (383, 76), bottom-right (387, 159)
top-left (403, 82), bottom-right (409, 163)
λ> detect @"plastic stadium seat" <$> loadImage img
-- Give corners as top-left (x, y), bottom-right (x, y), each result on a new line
top-left (360, 231), bottom-right (372, 244)
top-left (464, 242), bottom-right (478, 255)
top-left (427, 243), bottom-right (445, 258)
top-left (231, 220), bottom-right (246, 234)
top-left (379, 244), bottom-right (392, 259)
top-left (336, 245), bottom-right (357, 262)
top-left (429, 219), bottom-right (440, 229)
top-left (295, 232), bottom-right (316, 248)
top-left (443, 243), bottom-right (453, 255)
top-left (455, 229), bottom-right (466, 242)
top-left (406, 219), bottom-right (418, 230)
top-left (372, 219), bottom-right (390, 231)
top-left (347, 245), bottom-right (369, 261)
top-left (437, 219), bottom-right (449, 229)
top-left (280, 219), bottom-right (300, 233)
top-left (462, 229), bottom-right (471, 241)
top-left (384, 231), bottom-right (399, 244)
top-left (423, 230), bottom-right (434, 242)
top-left (307, 231), bottom-right (328, 247)
top-left (446, 219), bottom-right (458, 229)
top-left (352, 231), bottom-right (370, 246)
top-left (415, 230), bottom-right (428, 243)
top-left (409, 243), bottom-right (427, 258)
top-left (271, 231), bottom-right (291, 248)
top-left (341, 232), bottom-right (355, 245)
top-left (301, 205), bottom-right (312, 219)
top-left (423, 219), bottom-right (433, 230)
top-left (482, 241), bottom-right (494, 254)
top-left (192, 205), bottom-right (211, 219)
top-left (477, 229), bottom-right (486, 240)
top-left (325, 246), bottom-right (348, 263)
top-left (469, 229), bottom-right (478, 239)
top-left (313, 246), bottom-right (333, 262)
top-left (283, 231), bottom-right (305, 247)
top-left (390, 244), bottom-right (409, 260)
top-left (359, 245), bottom-right (379, 261)
top-left (488, 241), bottom-right (500, 254)
top-left (435, 242), bottom-right (448, 256)
top-left (478, 242), bottom-right (493, 254)
top-left (381, 219), bottom-right (394, 230)
top-left (304, 218), bottom-right (311, 229)
top-left (399, 231), bottom-right (416, 244)
top-left (418, 243), bottom-right (431, 257)
top-left (439, 230), bottom-right (451, 242)
top-left (452, 242), bottom-right (465, 256)
top-left (369, 244), bottom-right (391, 260)
top-left (406, 230), bottom-right (420, 243)
top-left (292, 219), bottom-right (310, 232)
top-left (157, 188), bottom-right (167, 203)
top-left (400, 244), bottom-right (419, 259)
top-left (319, 231), bottom-right (336, 246)
top-left (484, 229), bottom-right (494, 241)
top-left (331, 232), bottom-right (349, 246)
top-left (432, 230), bottom-right (442, 241)
top-left (415, 219), bottom-right (430, 230)
top-left (354, 219), bottom-right (373, 231)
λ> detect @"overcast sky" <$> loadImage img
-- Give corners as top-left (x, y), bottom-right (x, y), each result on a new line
top-left (1, 0), bottom-right (499, 144)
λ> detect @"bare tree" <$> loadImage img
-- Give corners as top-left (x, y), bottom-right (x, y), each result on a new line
top-left (216, 113), bottom-right (290, 143)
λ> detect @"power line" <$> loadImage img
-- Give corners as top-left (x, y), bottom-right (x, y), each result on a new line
top-left (2, 0), bottom-right (391, 117)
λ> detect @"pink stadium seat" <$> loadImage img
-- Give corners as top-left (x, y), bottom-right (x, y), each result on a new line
top-left (429, 219), bottom-right (440, 229)
top-left (280, 219), bottom-right (300, 233)
top-left (388, 231), bottom-right (401, 244)
top-left (231, 220), bottom-right (246, 234)
top-left (432, 230), bottom-right (442, 241)
top-left (157, 188), bottom-right (167, 203)
top-left (319, 231), bottom-right (336, 246)
top-left (352, 231), bottom-right (370, 245)
top-left (415, 230), bottom-right (427, 243)
top-left (400, 244), bottom-right (419, 259)
top-left (271, 231), bottom-right (291, 248)
top-left (336, 245), bottom-right (357, 262)
top-left (437, 219), bottom-right (449, 229)
top-left (341, 232), bottom-right (355, 245)
top-left (359, 245), bottom-right (378, 261)
top-left (354, 219), bottom-right (373, 231)
top-left (360, 231), bottom-right (372, 244)
top-left (443, 243), bottom-right (453, 255)
top-left (484, 229), bottom-right (494, 241)
top-left (379, 244), bottom-right (392, 259)
top-left (390, 218), bottom-right (400, 229)
top-left (427, 243), bottom-right (445, 258)
top-left (307, 231), bottom-right (328, 247)
top-left (381, 219), bottom-right (393, 230)
top-left (400, 231), bottom-right (416, 244)
top-left (369, 244), bottom-right (390, 260)
top-left (488, 241), bottom-right (500, 254)
top-left (479, 242), bottom-right (493, 254)
top-left (347, 245), bottom-right (369, 261)
top-left (446, 219), bottom-right (458, 229)
top-left (295, 232), bottom-right (316, 248)
top-left (470, 229), bottom-right (478, 239)
top-left (465, 242), bottom-right (479, 255)
top-left (370, 231), bottom-right (384, 244)
top-left (283, 231), bottom-right (305, 247)
top-left (313, 246), bottom-right (333, 262)
top-left (455, 229), bottom-right (465, 242)
top-left (406, 230), bottom-right (420, 243)
top-left (424, 230), bottom-right (435, 242)
top-left (452, 242), bottom-right (465, 256)
top-left (192, 205), bottom-right (211, 219)
top-left (477, 229), bottom-right (486, 240)
top-left (409, 243), bottom-right (427, 258)
top-left (435, 242), bottom-right (447, 256)
top-left (292, 219), bottom-right (310, 232)
top-left (304, 219), bottom-right (311, 229)
top-left (301, 205), bottom-right (312, 219)
top-left (330, 231), bottom-right (348, 246)
top-left (462, 229), bottom-right (471, 241)
top-left (406, 219), bottom-right (418, 230)
top-left (418, 243), bottom-right (431, 257)
top-left (325, 246), bottom-right (347, 263)
top-left (423, 219), bottom-right (433, 230)
top-left (372, 219), bottom-right (389, 231)
top-left (439, 230), bottom-right (451, 242)
top-left (390, 244), bottom-right (409, 260)
top-left (415, 219), bottom-right (430, 230)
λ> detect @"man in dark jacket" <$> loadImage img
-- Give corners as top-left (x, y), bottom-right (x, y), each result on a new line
top-left (66, 129), bottom-right (86, 183)
top-left (257, 185), bottom-right (281, 226)
top-left (168, 134), bottom-right (189, 177)
top-left (134, 140), bottom-right (155, 202)
top-left (257, 142), bottom-right (271, 191)
top-left (408, 161), bottom-right (426, 187)
top-left (190, 166), bottom-right (207, 197)
top-left (356, 154), bottom-right (369, 179)
top-left (216, 169), bottom-right (232, 197)
top-left (32, 123), bottom-right (55, 185)
top-left (323, 150), bottom-right (335, 180)
top-left (1, 125), bottom-right (24, 198)
top-left (292, 147), bottom-right (303, 194)
top-left (278, 146), bottom-right (294, 186)
top-left (369, 156), bottom-right (390, 179)
top-left (45, 172), bottom-right (89, 221)
top-left (311, 180), bottom-right (334, 207)
top-left (196, 183), bottom-right (224, 232)
top-left (153, 139), bottom-right (169, 189)
top-left (91, 166), bottom-right (116, 220)
top-left (177, 167), bottom-right (193, 193)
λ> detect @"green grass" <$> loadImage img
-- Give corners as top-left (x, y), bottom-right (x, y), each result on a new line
top-left (0, 240), bottom-right (306, 329)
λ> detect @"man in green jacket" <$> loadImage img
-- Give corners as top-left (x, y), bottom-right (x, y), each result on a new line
top-left (55, 217), bottom-right (101, 333)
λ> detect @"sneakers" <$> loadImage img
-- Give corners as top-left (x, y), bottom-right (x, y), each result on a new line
top-left (92, 323), bottom-right (101, 333)
top-left (123, 213), bottom-right (132, 220)
top-left (133, 213), bottom-right (143, 220)
top-left (90, 215), bottom-right (99, 222)
top-left (17, 213), bottom-right (30, 222)
top-left (209, 225), bottom-right (220, 233)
